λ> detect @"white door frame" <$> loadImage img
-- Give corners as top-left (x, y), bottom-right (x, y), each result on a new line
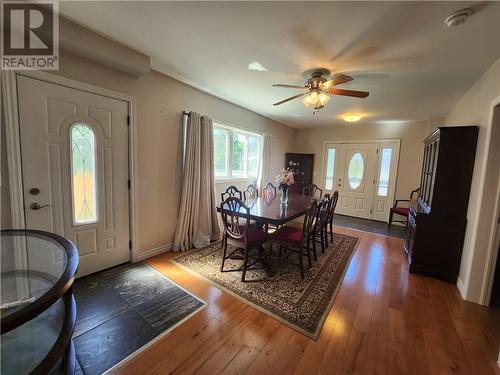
top-left (480, 97), bottom-right (500, 305)
top-left (320, 139), bottom-right (401, 221)
top-left (1, 70), bottom-right (141, 262)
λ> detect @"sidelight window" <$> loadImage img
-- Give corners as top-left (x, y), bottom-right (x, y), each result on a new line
top-left (377, 148), bottom-right (392, 196)
top-left (324, 148), bottom-right (336, 190)
top-left (71, 123), bottom-right (97, 224)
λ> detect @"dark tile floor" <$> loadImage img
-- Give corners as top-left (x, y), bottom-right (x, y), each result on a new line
top-left (333, 214), bottom-right (406, 238)
top-left (72, 263), bottom-right (205, 375)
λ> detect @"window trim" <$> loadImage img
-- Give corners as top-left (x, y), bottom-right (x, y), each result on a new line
top-left (213, 122), bottom-right (263, 181)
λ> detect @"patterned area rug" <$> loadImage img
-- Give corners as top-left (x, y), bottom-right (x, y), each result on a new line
top-left (172, 233), bottom-right (359, 340)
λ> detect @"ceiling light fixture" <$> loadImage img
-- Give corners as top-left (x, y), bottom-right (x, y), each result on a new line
top-left (248, 61), bottom-right (268, 72)
top-left (301, 90), bottom-right (330, 114)
top-left (343, 113), bottom-right (363, 123)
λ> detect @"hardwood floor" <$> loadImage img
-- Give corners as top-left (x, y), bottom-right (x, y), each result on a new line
top-left (117, 226), bottom-right (500, 375)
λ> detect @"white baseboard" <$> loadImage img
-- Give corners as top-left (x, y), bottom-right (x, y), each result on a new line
top-left (456, 277), bottom-right (467, 300)
top-left (135, 243), bottom-right (173, 262)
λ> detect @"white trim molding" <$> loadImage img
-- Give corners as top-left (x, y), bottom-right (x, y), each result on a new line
top-left (456, 277), bottom-right (467, 300)
top-left (135, 243), bottom-right (173, 262)
top-left (478, 95), bottom-right (500, 305)
top-left (1, 71), bottom-right (25, 229)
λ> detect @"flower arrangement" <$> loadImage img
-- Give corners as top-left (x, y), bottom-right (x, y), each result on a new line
top-left (275, 168), bottom-right (295, 186)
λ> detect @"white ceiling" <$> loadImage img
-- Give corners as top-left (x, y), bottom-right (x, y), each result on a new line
top-left (59, 1), bottom-right (500, 129)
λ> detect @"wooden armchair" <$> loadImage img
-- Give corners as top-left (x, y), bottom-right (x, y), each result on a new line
top-left (388, 188), bottom-right (420, 228)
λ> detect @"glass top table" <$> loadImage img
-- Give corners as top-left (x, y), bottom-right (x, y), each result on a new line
top-left (1, 230), bottom-right (79, 375)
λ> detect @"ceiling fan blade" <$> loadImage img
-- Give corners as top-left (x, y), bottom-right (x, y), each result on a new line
top-left (272, 84), bottom-right (306, 89)
top-left (322, 74), bottom-right (353, 89)
top-left (326, 88), bottom-right (369, 98)
top-left (273, 93), bottom-right (305, 106)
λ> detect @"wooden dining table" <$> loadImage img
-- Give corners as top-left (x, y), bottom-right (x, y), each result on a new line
top-left (217, 193), bottom-right (313, 227)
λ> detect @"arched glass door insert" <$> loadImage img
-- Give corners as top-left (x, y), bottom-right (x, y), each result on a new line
top-left (71, 123), bottom-right (97, 224)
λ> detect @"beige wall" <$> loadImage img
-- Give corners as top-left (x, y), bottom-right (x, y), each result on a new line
top-left (443, 57), bottom-right (500, 303)
top-left (292, 121), bottom-right (430, 202)
top-left (1, 51), bottom-right (295, 256)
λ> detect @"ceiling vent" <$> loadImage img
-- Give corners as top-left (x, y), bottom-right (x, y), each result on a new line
top-left (445, 8), bottom-right (473, 27)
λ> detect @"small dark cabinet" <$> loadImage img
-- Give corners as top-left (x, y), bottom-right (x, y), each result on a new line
top-left (405, 126), bottom-right (478, 283)
top-left (285, 153), bottom-right (314, 195)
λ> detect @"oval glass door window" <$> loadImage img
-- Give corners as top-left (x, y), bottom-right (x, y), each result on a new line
top-left (347, 153), bottom-right (364, 189)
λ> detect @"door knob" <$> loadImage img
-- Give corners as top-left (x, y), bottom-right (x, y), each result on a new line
top-left (30, 202), bottom-right (51, 210)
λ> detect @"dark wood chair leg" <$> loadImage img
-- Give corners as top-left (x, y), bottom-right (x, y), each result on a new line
top-left (329, 221), bottom-right (334, 243)
top-left (241, 246), bottom-right (249, 282)
top-left (320, 231), bottom-right (325, 253)
top-left (311, 236), bottom-right (317, 261)
top-left (388, 210), bottom-right (394, 228)
top-left (220, 234), bottom-right (228, 272)
top-left (306, 240), bottom-right (312, 268)
top-left (312, 236), bottom-right (317, 263)
top-left (298, 246), bottom-right (304, 279)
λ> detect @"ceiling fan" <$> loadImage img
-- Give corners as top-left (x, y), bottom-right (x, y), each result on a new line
top-left (272, 68), bottom-right (369, 113)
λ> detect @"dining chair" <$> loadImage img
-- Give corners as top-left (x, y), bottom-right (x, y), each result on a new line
top-left (310, 197), bottom-right (328, 260)
top-left (262, 182), bottom-right (277, 201)
top-left (302, 184), bottom-right (323, 199)
top-left (220, 185), bottom-right (243, 248)
top-left (220, 197), bottom-right (268, 282)
top-left (243, 184), bottom-right (258, 201)
top-left (324, 191), bottom-right (339, 244)
top-left (269, 200), bottom-right (317, 279)
top-left (221, 185), bottom-right (242, 203)
top-left (388, 188), bottom-right (420, 228)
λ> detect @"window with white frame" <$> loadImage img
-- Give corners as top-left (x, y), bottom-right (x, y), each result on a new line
top-left (213, 123), bottom-right (262, 179)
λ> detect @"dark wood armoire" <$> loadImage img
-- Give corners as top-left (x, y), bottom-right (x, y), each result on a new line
top-left (405, 126), bottom-right (478, 283)
top-left (285, 153), bottom-right (314, 194)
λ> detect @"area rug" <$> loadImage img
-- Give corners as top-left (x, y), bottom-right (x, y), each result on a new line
top-left (72, 262), bottom-right (205, 375)
top-left (172, 233), bottom-right (359, 340)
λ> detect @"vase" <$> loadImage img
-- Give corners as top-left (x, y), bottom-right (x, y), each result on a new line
top-left (280, 184), bottom-right (289, 204)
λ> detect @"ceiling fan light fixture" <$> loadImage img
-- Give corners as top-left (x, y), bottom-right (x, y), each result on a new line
top-left (301, 91), bottom-right (330, 110)
top-left (343, 113), bottom-right (363, 123)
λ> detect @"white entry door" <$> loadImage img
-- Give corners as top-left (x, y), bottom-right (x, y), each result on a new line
top-left (17, 75), bottom-right (130, 277)
top-left (336, 143), bottom-right (378, 219)
top-left (322, 141), bottom-right (400, 221)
